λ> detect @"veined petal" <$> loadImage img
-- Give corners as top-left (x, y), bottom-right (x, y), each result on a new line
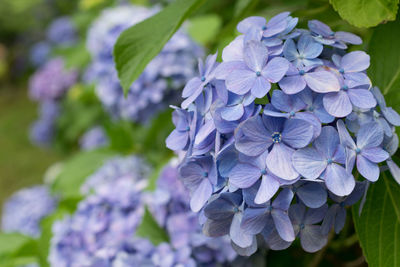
top-left (255, 175), bottom-right (280, 204)
top-left (237, 16), bottom-right (266, 34)
top-left (313, 126), bottom-right (340, 159)
top-left (361, 147), bottom-right (389, 163)
top-left (220, 104), bottom-right (245, 121)
top-left (272, 209), bottom-right (295, 242)
top-left (229, 163), bottom-right (261, 188)
top-left (244, 40), bottom-right (268, 72)
top-left (341, 51), bottom-right (370, 73)
top-left (267, 144), bottom-right (299, 180)
top-left (251, 76), bottom-right (271, 98)
top-left (282, 119), bottom-right (313, 148)
top-left (297, 35), bottom-right (323, 59)
top-left (356, 155), bottom-right (379, 182)
top-left (300, 225), bottom-right (327, 253)
top-left (336, 120), bottom-right (356, 149)
top-left (182, 77), bottom-right (202, 98)
top-left (323, 91), bottom-right (352, 117)
top-left (279, 75), bottom-right (306, 94)
top-left (241, 207), bottom-right (270, 234)
top-left (226, 69), bottom-right (256, 95)
top-left (230, 212), bottom-right (254, 248)
top-left (190, 179), bottom-right (213, 212)
top-left (297, 182), bottom-right (327, 208)
top-left (347, 89), bottom-right (376, 109)
top-left (292, 147), bottom-right (327, 179)
top-left (356, 122), bottom-right (383, 149)
top-left (262, 57), bottom-right (289, 83)
top-left (304, 71), bottom-right (340, 93)
top-left (222, 36), bottom-right (244, 62)
top-left (166, 129), bottom-right (188, 151)
top-left (324, 163), bottom-right (355, 196)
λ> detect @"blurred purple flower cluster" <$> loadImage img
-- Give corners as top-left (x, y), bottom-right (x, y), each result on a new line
top-left (50, 156), bottom-right (238, 266)
top-left (79, 126), bottom-right (109, 151)
top-left (2, 185), bottom-right (57, 238)
top-left (85, 5), bottom-right (203, 123)
top-left (28, 58), bottom-right (77, 146)
top-left (166, 12), bottom-right (400, 254)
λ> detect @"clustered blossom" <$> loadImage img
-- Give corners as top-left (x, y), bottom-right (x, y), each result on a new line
top-left (79, 126), bottom-right (109, 151)
top-left (86, 5), bottom-right (203, 123)
top-left (167, 12), bottom-right (400, 255)
top-left (46, 16), bottom-right (77, 46)
top-left (50, 156), bottom-right (238, 266)
top-left (28, 58), bottom-right (77, 146)
top-left (2, 185), bottom-right (57, 238)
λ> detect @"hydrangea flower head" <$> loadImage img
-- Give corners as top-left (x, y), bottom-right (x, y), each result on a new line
top-left (79, 126), bottom-right (109, 151)
top-left (167, 12), bottom-right (400, 255)
top-left (46, 16), bottom-right (77, 46)
top-left (29, 58), bottom-right (78, 102)
top-left (86, 5), bottom-right (203, 123)
top-left (2, 186), bottom-right (57, 238)
top-left (50, 157), bottom-right (238, 266)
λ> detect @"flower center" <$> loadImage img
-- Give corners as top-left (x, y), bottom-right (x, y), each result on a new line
top-left (339, 202), bottom-right (345, 208)
top-left (327, 158), bottom-right (333, 164)
top-left (262, 25), bottom-right (267, 30)
top-left (260, 169), bottom-right (267, 175)
top-left (202, 172), bottom-right (208, 178)
top-left (355, 148), bottom-right (361, 154)
top-left (300, 223), bottom-right (305, 230)
top-left (256, 71), bottom-right (261, 77)
top-left (342, 85), bottom-right (348, 91)
top-left (185, 126), bottom-right (190, 131)
top-left (201, 76), bottom-right (206, 82)
top-left (339, 68), bottom-right (345, 74)
top-left (289, 111), bottom-right (296, 117)
top-left (299, 70), bottom-right (305, 76)
top-left (272, 132), bottom-right (282, 143)
top-left (308, 106), bottom-right (314, 111)
top-left (329, 31), bottom-right (335, 37)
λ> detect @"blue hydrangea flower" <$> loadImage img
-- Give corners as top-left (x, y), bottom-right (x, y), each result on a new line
top-left (166, 11), bottom-right (400, 256)
top-left (337, 120), bottom-right (389, 182)
top-left (30, 41), bottom-right (51, 67)
top-left (46, 16), bottom-right (77, 46)
top-left (79, 126), bottom-right (109, 151)
top-left (2, 186), bottom-right (57, 238)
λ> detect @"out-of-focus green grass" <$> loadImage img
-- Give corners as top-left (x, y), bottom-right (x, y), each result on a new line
top-left (0, 87), bottom-right (61, 216)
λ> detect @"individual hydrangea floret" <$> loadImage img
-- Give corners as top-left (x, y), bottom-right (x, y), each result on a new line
top-left (166, 11), bottom-right (400, 255)
top-left (50, 156), bottom-right (238, 266)
top-left (79, 126), bottom-right (109, 151)
top-left (2, 186), bottom-right (57, 238)
top-left (86, 5), bottom-right (203, 123)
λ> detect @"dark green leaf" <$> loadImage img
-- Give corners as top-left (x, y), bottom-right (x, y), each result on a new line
top-left (0, 233), bottom-right (35, 258)
top-left (368, 18), bottom-right (400, 95)
top-left (52, 149), bottom-right (117, 198)
top-left (353, 171), bottom-right (400, 267)
top-left (114, 0), bottom-right (206, 94)
top-left (330, 0), bottom-right (399, 28)
top-left (135, 207), bottom-right (169, 245)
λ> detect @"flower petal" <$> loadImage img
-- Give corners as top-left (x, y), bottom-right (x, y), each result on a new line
top-left (304, 71), bottom-right (340, 93)
top-left (226, 69), bottom-right (256, 95)
top-left (297, 182), bottom-right (327, 208)
top-left (356, 155), bottom-right (380, 182)
top-left (361, 147), bottom-right (389, 163)
top-left (314, 126), bottom-right (340, 159)
top-left (282, 119), bottom-right (313, 148)
top-left (262, 57), bottom-right (289, 83)
top-left (272, 209), bottom-right (295, 242)
top-left (244, 40), bottom-right (268, 72)
top-left (298, 35), bottom-right (323, 59)
top-left (220, 104), bottom-right (245, 121)
top-left (267, 144), bottom-right (299, 180)
top-left (251, 76), bottom-right (271, 98)
top-left (347, 89), bottom-right (376, 109)
top-left (255, 174), bottom-right (280, 204)
top-left (190, 179), bottom-right (213, 212)
top-left (323, 91), bottom-right (352, 117)
top-left (279, 75), bottom-right (306, 94)
top-left (229, 163), bottom-right (261, 188)
top-left (324, 163), bottom-right (355, 196)
top-left (341, 51), bottom-right (370, 72)
top-left (230, 212), bottom-right (254, 248)
top-left (300, 225), bottom-right (327, 253)
top-left (356, 122), bottom-right (383, 149)
top-left (292, 147), bottom-right (327, 179)
top-left (241, 207), bottom-right (269, 234)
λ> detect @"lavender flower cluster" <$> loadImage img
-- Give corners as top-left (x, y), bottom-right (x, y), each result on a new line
top-left (2, 185), bottom-right (57, 238)
top-left (86, 5), bottom-right (203, 123)
top-left (28, 58), bottom-right (78, 146)
top-left (50, 156), bottom-right (237, 266)
top-left (79, 126), bottom-right (109, 151)
top-left (166, 12), bottom-right (400, 254)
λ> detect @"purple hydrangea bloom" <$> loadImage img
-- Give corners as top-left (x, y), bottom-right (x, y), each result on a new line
top-left (30, 41), bottom-right (51, 67)
top-left (86, 5), bottom-right (203, 123)
top-left (29, 58), bottom-right (77, 102)
top-left (79, 126), bottom-right (109, 151)
top-left (166, 11), bottom-right (400, 256)
top-left (2, 186), bottom-right (57, 238)
top-left (46, 16), bottom-right (77, 46)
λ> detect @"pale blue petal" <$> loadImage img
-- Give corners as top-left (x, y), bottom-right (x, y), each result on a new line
top-left (292, 147), bottom-right (327, 179)
top-left (357, 155), bottom-right (379, 182)
top-left (324, 163), bottom-right (355, 196)
top-left (267, 144), bottom-right (299, 180)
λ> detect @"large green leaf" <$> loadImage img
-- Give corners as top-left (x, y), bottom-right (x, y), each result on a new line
top-left (51, 149), bottom-right (116, 198)
top-left (0, 233), bottom-right (38, 266)
top-left (330, 0), bottom-right (399, 27)
top-left (353, 172), bottom-right (400, 267)
top-left (135, 207), bottom-right (169, 245)
top-left (114, 0), bottom-right (206, 94)
top-left (368, 18), bottom-right (400, 96)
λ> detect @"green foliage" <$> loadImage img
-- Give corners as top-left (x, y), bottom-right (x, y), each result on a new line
top-left (330, 0), bottom-right (399, 28)
top-left (0, 233), bottom-right (38, 267)
top-left (51, 149), bottom-right (117, 198)
top-left (135, 207), bottom-right (169, 245)
top-left (188, 14), bottom-right (222, 46)
top-left (368, 18), bottom-right (400, 96)
top-left (53, 42), bottom-right (91, 71)
top-left (114, 0), bottom-right (206, 95)
top-left (352, 171), bottom-right (400, 267)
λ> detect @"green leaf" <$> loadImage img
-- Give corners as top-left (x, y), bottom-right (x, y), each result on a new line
top-left (188, 14), bottom-right (222, 45)
top-left (330, 0), bottom-right (399, 27)
top-left (368, 18), bottom-right (400, 95)
top-left (0, 233), bottom-right (35, 258)
top-left (353, 171), bottom-right (400, 267)
top-left (53, 42), bottom-right (91, 70)
top-left (52, 149), bottom-right (116, 198)
top-left (135, 207), bottom-right (169, 245)
top-left (114, 0), bottom-right (206, 94)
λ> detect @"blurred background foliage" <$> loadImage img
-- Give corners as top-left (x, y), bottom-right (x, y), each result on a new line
top-left (0, 0), bottom-right (399, 266)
